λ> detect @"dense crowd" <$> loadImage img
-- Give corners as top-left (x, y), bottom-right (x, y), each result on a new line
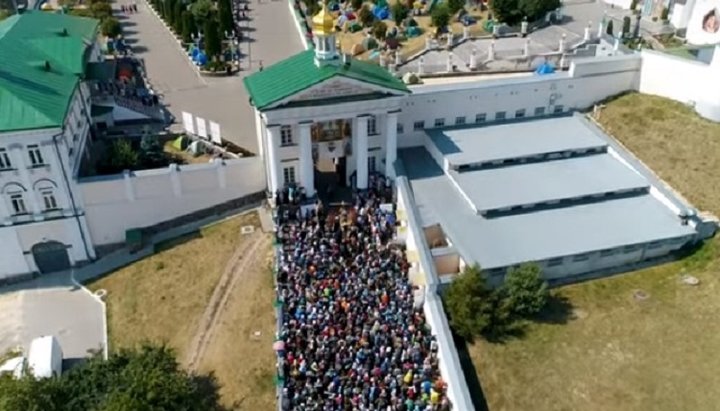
top-left (276, 177), bottom-right (450, 410)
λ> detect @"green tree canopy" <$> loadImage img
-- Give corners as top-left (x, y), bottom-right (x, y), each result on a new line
top-left (217, 0), bottom-right (234, 36)
top-left (191, 0), bottom-right (213, 21)
top-left (100, 17), bottom-right (122, 38)
top-left (107, 139), bottom-right (139, 172)
top-left (518, 0), bottom-right (559, 21)
top-left (431, 4), bottom-right (450, 29)
top-left (0, 344), bottom-right (225, 411)
top-left (500, 263), bottom-right (549, 317)
top-left (173, 0), bottom-right (185, 33)
top-left (203, 13), bottom-right (222, 59)
top-left (442, 264), bottom-right (495, 340)
top-left (182, 10), bottom-right (196, 43)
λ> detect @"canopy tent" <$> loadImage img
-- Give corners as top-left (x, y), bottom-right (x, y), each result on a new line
top-left (534, 62), bottom-right (556, 75)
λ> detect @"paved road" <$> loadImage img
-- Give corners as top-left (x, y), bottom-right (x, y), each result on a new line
top-left (116, 0), bottom-right (304, 152)
top-left (0, 272), bottom-right (104, 362)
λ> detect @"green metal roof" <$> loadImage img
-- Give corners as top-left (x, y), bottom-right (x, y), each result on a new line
top-left (0, 11), bottom-right (99, 132)
top-left (243, 50), bottom-right (409, 110)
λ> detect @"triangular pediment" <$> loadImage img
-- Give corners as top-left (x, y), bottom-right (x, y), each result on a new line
top-left (272, 76), bottom-right (405, 109)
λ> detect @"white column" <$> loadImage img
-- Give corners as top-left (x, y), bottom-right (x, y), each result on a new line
top-left (355, 116), bottom-right (369, 190)
top-left (597, 20), bottom-right (604, 38)
top-left (584, 22), bottom-right (591, 41)
top-left (558, 33), bottom-right (566, 53)
top-left (254, 109), bottom-right (264, 157)
top-left (469, 49), bottom-right (478, 70)
top-left (446, 52), bottom-right (453, 72)
top-left (266, 125), bottom-right (281, 195)
top-left (488, 41), bottom-right (495, 61)
top-left (298, 122), bottom-right (315, 197)
top-left (384, 112), bottom-right (398, 179)
top-left (418, 56), bottom-right (424, 75)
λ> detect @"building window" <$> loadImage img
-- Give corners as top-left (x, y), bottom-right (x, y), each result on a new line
top-left (623, 244), bottom-right (640, 254)
top-left (434, 118), bottom-right (445, 128)
top-left (0, 148), bottom-right (11, 170)
top-left (534, 107), bottom-right (546, 116)
top-left (553, 105), bottom-right (564, 114)
top-left (600, 248), bottom-right (617, 257)
top-left (41, 189), bottom-right (58, 210)
top-left (397, 123), bottom-right (404, 134)
top-left (10, 193), bottom-right (27, 215)
top-left (282, 166), bottom-right (296, 186)
top-left (455, 116), bottom-right (466, 125)
top-left (515, 109), bottom-right (526, 118)
top-left (413, 121), bottom-right (424, 131)
top-left (280, 125), bottom-right (293, 146)
top-left (475, 113), bottom-right (486, 123)
top-left (367, 116), bottom-right (378, 135)
top-left (647, 241), bottom-right (663, 249)
top-left (28, 145), bottom-right (44, 166)
top-left (547, 257), bottom-right (563, 267)
top-left (573, 253), bottom-right (590, 262)
top-left (495, 111), bottom-right (506, 121)
top-left (368, 156), bottom-right (376, 173)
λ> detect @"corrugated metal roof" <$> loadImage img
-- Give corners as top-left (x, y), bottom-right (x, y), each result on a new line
top-left (242, 50), bottom-right (409, 110)
top-left (451, 154), bottom-right (649, 213)
top-left (399, 147), bottom-right (696, 269)
top-left (0, 12), bottom-right (99, 132)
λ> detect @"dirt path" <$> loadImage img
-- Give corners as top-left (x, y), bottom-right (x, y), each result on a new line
top-left (185, 230), bottom-right (271, 371)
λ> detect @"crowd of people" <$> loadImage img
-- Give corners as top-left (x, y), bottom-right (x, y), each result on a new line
top-left (275, 176), bottom-right (451, 410)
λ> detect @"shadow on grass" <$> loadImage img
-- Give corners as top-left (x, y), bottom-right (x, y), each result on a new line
top-left (154, 230), bottom-right (203, 252)
top-left (532, 293), bottom-right (574, 325)
top-left (453, 333), bottom-right (490, 411)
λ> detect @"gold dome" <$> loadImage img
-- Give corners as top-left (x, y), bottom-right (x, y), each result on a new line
top-left (312, 4), bottom-right (336, 36)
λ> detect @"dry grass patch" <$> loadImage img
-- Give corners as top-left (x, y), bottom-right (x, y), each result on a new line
top-left (197, 241), bottom-right (277, 410)
top-left (596, 92), bottom-right (720, 216)
top-left (88, 212), bottom-right (260, 361)
top-left (469, 93), bottom-right (720, 411)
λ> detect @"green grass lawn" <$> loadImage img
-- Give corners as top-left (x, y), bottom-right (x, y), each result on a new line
top-left (469, 93), bottom-right (720, 411)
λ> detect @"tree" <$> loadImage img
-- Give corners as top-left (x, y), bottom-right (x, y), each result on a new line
top-left (442, 265), bottom-right (495, 340)
top-left (490, 0), bottom-right (522, 25)
top-left (0, 344), bottom-right (226, 410)
top-left (203, 14), bottom-right (222, 59)
top-left (173, 0), bottom-right (185, 34)
top-left (164, 0), bottom-right (177, 25)
top-left (217, 0), bottom-right (234, 36)
top-left (500, 263), bottom-right (549, 317)
top-left (519, 0), bottom-right (560, 21)
top-left (191, 0), bottom-right (212, 21)
top-left (622, 15), bottom-right (631, 38)
top-left (447, 0), bottom-right (465, 15)
top-left (90, 1), bottom-right (112, 19)
top-left (391, 1), bottom-right (408, 26)
top-left (351, 0), bottom-right (362, 10)
top-left (430, 4), bottom-right (450, 29)
top-left (181, 11), bottom-right (195, 43)
top-left (606, 19), bottom-right (614, 36)
top-left (358, 5), bottom-right (375, 27)
top-left (101, 17), bottom-right (122, 38)
top-left (372, 20), bottom-right (388, 40)
top-left (108, 140), bottom-right (139, 172)
top-left (139, 134), bottom-right (169, 168)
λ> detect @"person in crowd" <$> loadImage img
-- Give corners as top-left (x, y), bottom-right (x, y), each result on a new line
top-left (275, 175), bottom-right (451, 410)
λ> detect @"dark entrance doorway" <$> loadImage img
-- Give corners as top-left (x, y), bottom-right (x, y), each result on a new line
top-left (32, 241), bottom-right (71, 274)
top-left (315, 157), bottom-right (351, 204)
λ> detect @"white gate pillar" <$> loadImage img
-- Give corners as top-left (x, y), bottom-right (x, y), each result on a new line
top-left (298, 121), bottom-right (315, 197)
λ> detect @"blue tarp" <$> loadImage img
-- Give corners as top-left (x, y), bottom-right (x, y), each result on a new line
top-left (535, 62), bottom-right (555, 75)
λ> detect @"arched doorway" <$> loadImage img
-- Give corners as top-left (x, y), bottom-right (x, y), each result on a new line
top-left (31, 241), bottom-right (71, 274)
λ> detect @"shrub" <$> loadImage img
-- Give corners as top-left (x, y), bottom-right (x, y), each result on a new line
top-left (431, 4), bottom-right (450, 29)
top-left (500, 263), bottom-right (549, 317)
top-left (443, 265), bottom-right (495, 340)
top-left (107, 140), bottom-right (139, 172)
top-left (101, 17), bottom-right (122, 38)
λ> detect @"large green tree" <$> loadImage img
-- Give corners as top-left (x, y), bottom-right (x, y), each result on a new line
top-left (500, 263), bottom-right (549, 317)
top-left (0, 344), bottom-right (225, 411)
top-left (173, 0), bottom-right (185, 34)
top-left (181, 10), bottom-right (196, 43)
top-left (519, 0), bottom-right (560, 21)
top-left (217, 0), bottom-right (234, 36)
top-left (191, 0), bottom-right (212, 21)
top-left (442, 264), bottom-right (496, 340)
top-left (203, 13), bottom-right (222, 59)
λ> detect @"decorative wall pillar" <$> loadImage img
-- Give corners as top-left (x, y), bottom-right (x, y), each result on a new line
top-left (523, 38), bottom-right (530, 57)
top-left (385, 111), bottom-right (399, 178)
top-left (558, 33), bottom-right (566, 53)
top-left (584, 21), bottom-right (592, 41)
top-left (266, 124), bottom-right (281, 195)
top-left (355, 116), bottom-right (369, 190)
top-left (469, 49), bottom-right (478, 70)
top-left (123, 169), bottom-right (135, 201)
top-left (488, 41), bottom-right (495, 61)
top-left (298, 121), bottom-right (315, 197)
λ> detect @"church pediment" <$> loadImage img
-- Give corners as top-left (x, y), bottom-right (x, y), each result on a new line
top-left (284, 77), bottom-right (399, 106)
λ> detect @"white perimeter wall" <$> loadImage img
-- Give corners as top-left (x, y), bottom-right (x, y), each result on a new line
top-left (639, 48), bottom-right (720, 122)
top-left (79, 157), bottom-right (265, 245)
top-left (398, 55), bottom-right (642, 147)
